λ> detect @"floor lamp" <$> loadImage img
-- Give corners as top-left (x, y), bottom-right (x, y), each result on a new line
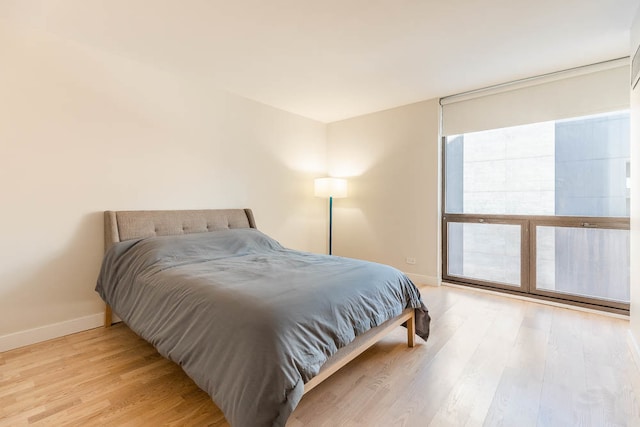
top-left (314, 177), bottom-right (348, 255)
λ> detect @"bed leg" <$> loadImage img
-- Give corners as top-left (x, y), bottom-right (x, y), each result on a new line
top-left (407, 310), bottom-right (415, 348)
top-left (104, 304), bottom-right (112, 328)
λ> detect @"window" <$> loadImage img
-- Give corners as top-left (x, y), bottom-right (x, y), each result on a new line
top-left (441, 61), bottom-right (631, 312)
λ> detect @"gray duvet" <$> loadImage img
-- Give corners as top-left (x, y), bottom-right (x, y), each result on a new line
top-left (96, 228), bottom-right (430, 427)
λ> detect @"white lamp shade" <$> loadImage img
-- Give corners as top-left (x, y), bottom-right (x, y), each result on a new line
top-left (314, 177), bottom-right (347, 198)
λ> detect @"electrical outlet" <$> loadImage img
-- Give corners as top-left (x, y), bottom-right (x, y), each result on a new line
top-left (406, 257), bottom-right (416, 265)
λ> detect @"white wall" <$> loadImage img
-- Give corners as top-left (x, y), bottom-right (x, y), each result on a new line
top-left (0, 20), bottom-right (327, 350)
top-left (326, 100), bottom-right (441, 286)
top-left (630, 8), bottom-right (640, 352)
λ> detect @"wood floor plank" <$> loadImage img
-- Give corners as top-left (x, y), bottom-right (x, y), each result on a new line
top-left (1, 285), bottom-right (639, 426)
top-left (428, 296), bottom-right (524, 426)
top-left (482, 307), bottom-right (550, 426)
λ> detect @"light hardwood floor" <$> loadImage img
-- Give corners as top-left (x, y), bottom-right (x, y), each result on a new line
top-left (1, 285), bottom-right (639, 426)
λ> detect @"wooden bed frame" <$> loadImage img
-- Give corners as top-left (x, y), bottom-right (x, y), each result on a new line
top-left (102, 208), bottom-right (416, 395)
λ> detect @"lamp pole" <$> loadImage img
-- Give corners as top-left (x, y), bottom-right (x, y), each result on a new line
top-left (314, 177), bottom-right (347, 256)
top-left (329, 196), bottom-right (333, 255)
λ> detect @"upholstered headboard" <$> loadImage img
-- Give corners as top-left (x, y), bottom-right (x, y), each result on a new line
top-left (103, 209), bottom-right (257, 252)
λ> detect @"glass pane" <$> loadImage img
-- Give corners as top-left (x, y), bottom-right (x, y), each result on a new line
top-left (536, 226), bottom-right (630, 303)
top-left (555, 113), bottom-right (630, 217)
top-left (448, 222), bottom-right (521, 286)
top-left (445, 111), bottom-right (630, 217)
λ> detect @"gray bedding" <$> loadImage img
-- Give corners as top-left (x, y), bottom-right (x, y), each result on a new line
top-left (96, 228), bottom-right (430, 427)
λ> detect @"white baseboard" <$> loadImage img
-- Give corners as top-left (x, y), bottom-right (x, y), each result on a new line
top-left (0, 313), bottom-right (105, 353)
top-left (405, 273), bottom-right (440, 287)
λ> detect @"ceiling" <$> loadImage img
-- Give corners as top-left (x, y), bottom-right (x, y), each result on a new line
top-left (3, 0), bottom-right (639, 122)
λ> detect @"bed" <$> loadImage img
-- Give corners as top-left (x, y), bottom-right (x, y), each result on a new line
top-left (96, 209), bottom-right (430, 427)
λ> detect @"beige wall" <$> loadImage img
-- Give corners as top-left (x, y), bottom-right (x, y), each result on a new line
top-left (326, 100), bottom-right (441, 285)
top-left (630, 9), bottom-right (640, 351)
top-left (0, 21), bottom-right (327, 347)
